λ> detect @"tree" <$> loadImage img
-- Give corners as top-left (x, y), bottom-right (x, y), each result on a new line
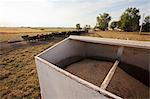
top-left (142, 16), bottom-right (150, 32)
top-left (88, 25), bottom-right (91, 29)
top-left (110, 21), bottom-right (118, 29)
top-left (76, 24), bottom-right (81, 30)
top-left (119, 7), bottom-right (140, 32)
top-left (96, 13), bottom-right (111, 31)
top-left (84, 25), bottom-right (91, 32)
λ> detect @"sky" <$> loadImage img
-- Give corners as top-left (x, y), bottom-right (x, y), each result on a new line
top-left (0, 0), bottom-right (149, 27)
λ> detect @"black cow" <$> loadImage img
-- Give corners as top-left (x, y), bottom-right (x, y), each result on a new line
top-left (21, 35), bottom-right (29, 41)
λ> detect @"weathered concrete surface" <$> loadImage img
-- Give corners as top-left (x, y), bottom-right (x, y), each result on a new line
top-left (35, 36), bottom-right (150, 99)
top-left (35, 57), bottom-right (120, 99)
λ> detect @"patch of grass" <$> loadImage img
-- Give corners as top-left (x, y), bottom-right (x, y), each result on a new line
top-left (0, 39), bottom-right (61, 98)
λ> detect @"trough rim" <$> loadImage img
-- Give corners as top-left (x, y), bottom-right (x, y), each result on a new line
top-left (37, 36), bottom-right (150, 58)
top-left (69, 36), bottom-right (150, 49)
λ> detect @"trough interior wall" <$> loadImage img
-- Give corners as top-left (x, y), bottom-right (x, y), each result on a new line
top-left (39, 39), bottom-right (149, 72)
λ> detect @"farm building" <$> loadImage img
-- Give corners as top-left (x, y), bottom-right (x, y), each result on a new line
top-left (35, 36), bottom-right (150, 99)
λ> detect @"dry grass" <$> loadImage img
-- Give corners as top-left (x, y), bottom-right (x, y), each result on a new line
top-left (82, 31), bottom-right (150, 41)
top-left (0, 39), bottom-right (61, 98)
top-left (0, 27), bottom-right (74, 34)
top-left (0, 27), bottom-right (74, 42)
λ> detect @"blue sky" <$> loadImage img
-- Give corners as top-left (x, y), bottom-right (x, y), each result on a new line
top-left (0, 0), bottom-right (149, 27)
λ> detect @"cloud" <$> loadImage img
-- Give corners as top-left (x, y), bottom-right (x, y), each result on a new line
top-left (0, 0), bottom-right (149, 27)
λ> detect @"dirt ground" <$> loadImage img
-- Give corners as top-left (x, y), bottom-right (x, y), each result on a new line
top-left (65, 59), bottom-right (149, 98)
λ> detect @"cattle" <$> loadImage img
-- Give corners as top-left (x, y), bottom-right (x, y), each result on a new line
top-left (39, 34), bottom-right (54, 41)
top-left (22, 34), bottom-right (39, 41)
top-left (53, 32), bottom-right (67, 38)
top-left (21, 30), bottom-right (87, 42)
top-left (21, 35), bottom-right (29, 41)
top-left (27, 35), bottom-right (39, 41)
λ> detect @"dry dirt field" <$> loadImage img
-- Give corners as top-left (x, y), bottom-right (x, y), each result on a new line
top-left (0, 28), bottom-right (150, 98)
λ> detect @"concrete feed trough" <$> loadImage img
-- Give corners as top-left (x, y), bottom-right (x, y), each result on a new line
top-left (35, 36), bottom-right (150, 99)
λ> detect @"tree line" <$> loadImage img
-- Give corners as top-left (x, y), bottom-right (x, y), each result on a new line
top-left (76, 7), bottom-right (150, 32)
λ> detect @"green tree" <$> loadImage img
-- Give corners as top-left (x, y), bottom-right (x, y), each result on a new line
top-left (110, 21), bottom-right (118, 29)
top-left (117, 21), bottom-right (121, 28)
top-left (96, 13), bottom-right (111, 31)
top-left (76, 24), bottom-right (81, 30)
top-left (142, 16), bottom-right (150, 32)
top-left (119, 7), bottom-right (140, 32)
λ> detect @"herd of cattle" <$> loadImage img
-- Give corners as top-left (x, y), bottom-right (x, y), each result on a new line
top-left (21, 30), bottom-right (87, 41)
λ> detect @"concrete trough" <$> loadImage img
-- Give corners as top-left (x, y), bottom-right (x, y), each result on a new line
top-left (35, 36), bottom-right (150, 99)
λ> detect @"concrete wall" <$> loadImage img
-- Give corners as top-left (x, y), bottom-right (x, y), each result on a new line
top-left (83, 42), bottom-right (149, 71)
top-left (85, 43), bottom-right (118, 61)
top-left (35, 36), bottom-right (150, 99)
top-left (69, 36), bottom-right (150, 72)
top-left (120, 47), bottom-right (149, 71)
top-left (39, 39), bottom-right (86, 68)
top-left (38, 37), bottom-right (150, 71)
top-left (35, 57), bottom-right (117, 99)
